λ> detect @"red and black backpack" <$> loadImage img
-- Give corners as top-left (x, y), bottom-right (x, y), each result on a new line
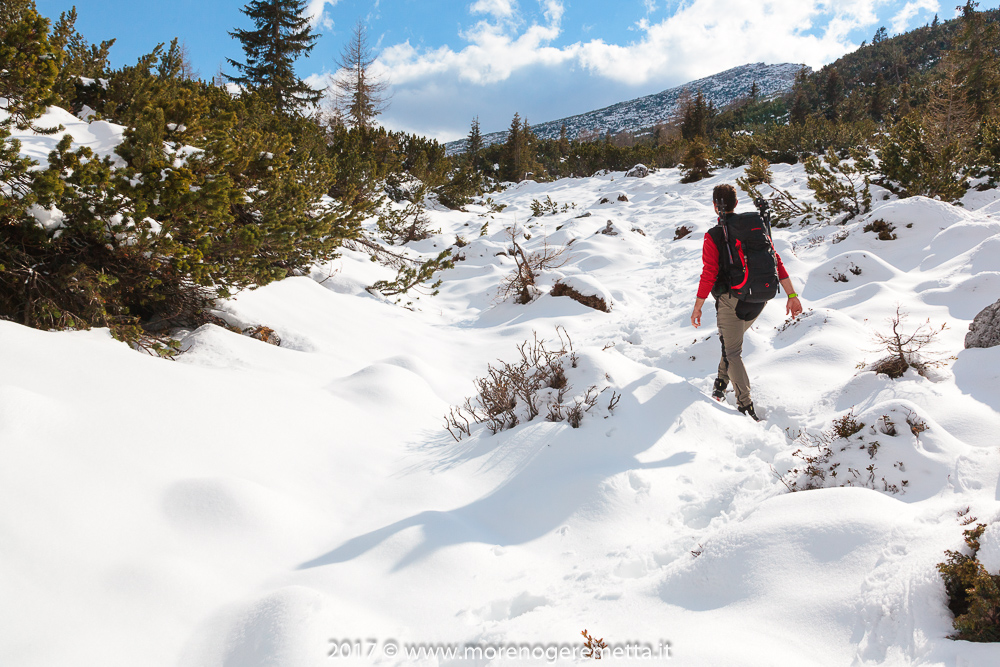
top-left (708, 199), bottom-right (779, 305)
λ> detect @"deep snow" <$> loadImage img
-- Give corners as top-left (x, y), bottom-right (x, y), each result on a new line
top-left (2, 111), bottom-right (1000, 666)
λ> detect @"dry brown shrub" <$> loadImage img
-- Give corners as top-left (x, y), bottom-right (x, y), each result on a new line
top-left (550, 281), bottom-right (611, 312)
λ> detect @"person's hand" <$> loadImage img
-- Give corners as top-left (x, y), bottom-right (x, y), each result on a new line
top-left (786, 296), bottom-right (803, 318)
top-left (691, 304), bottom-right (703, 328)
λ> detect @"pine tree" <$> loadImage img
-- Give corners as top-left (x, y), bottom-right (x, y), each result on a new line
top-left (680, 90), bottom-right (710, 140)
top-left (334, 20), bottom-right (390, 129)
top-left (0, 1), bottom-right (60, 130)
top-left (501, 112), bottom-right (525, 182)
top-left (558, 123), bottom-right (570, 156)
top-left (789, 66), bottom-right (816, 125)
top-left (824, 69), bottom-right (844, 121)
top-left (879, 62), bottom-right (971, 202)
top-left (926, 58), bottom-right (974, 157)
top-left (466, 116), bottom-right (483, 171)
top-left (680, 138), bottom-right (712, 183)
top-left (49, 7), bottom-right (115, 109)
top-left (227, 0), bottom-right (321, 114)
top-left (869, 72), bottom-right (889, 121)
top-left (0, 0), bottom-right (34, 26)
top-left (790, 89), bottom-right (810, 125)
top-left (157, 38), bottom-right (197, 81)
top-left (896, 81), bottom-right (912, 118)
top-left (652, 124), bottom-right (664, 146)
top-left (953, 1), bottom-right (1000, 120)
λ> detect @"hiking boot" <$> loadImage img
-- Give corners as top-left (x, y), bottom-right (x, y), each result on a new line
top-left (712, 377), bottom-right (728, 402)
top-left (738, 403), bottom-right (762, 422)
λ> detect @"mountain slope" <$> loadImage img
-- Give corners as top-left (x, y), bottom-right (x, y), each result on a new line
top-left (446, 61), bottom-right (805, 155)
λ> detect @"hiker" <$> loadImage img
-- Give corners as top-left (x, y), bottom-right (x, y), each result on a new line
top-left (690, 184), bottom-right (803, 421)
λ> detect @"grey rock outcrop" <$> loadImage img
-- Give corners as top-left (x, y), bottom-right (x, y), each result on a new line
top-left (966, 298), bottom-right (1000, 348)
top-left (626, 164), bottom-right (649, 178)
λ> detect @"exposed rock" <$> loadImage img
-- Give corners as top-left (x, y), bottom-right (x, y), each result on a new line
top-left (597, 193), bottom-right (628, 205)
top-left (674, 225), bottom-right (693, 240)
top-left (599, 221), bottom-right (619, 236)
top-left (204, 313), bottom-right (242, 334)
top-left (966, 298), bottom-right (1000, 349)
top-left (631, 227), bottom-right (646, 236)
top-left (243, 325), bottom-right (282, 346)
top-left (626, 164), bottom-right (650, 178)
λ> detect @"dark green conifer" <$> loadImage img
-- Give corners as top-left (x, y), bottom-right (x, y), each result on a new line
top-left (501, 112), bottom-right (525, 182)
top-left (227, 0), bottom-right (321, 114)
top-left (466, 116), bottom-right (483, 171)
top-left (680, 138), bottom-right (712, 183)
top-left (680, 90), bottom-right (710, 140)
top-left (823, 69), bottom-right (844, 121)
top-left (49, 7), bottom-right (114, 109)
top-left (869, 72), bottom-right (889, 121)
top-left (790, 90), bottom-right (809, 125)
top-left (0, 1), bottom-right (60, 130)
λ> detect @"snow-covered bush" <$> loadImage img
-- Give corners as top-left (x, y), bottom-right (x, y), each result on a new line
top-left (937, 518), bottom-right (1000, 642)
top-left (803, 147), bottom-right (873, 223)
top-left (444, 328), bottom-right (613, 440)
top-left (496, 227), bottom-right (569, 304)
top-left (530, 196), bottom-right (559, 217)
top-left (862, 307), bottom-right (951, 378)
top-left (779, 409), bottom-right (911, 495)
top-left (1, 15), bottom-right (360, 345)
top-left (376, 188), bottom-right (437, 245)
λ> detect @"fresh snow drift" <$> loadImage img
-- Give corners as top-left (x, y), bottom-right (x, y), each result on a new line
top-left (2, 112), bottom-right (1000, 666)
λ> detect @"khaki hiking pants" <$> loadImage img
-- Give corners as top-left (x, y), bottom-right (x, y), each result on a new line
top-left (715, 293), bottom-right (759, 409)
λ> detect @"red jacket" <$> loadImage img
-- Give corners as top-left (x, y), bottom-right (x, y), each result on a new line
top-left (697, 231), bottom-right (788, 300)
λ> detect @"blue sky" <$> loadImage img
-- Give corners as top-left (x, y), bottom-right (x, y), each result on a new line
top-left (35, 0), bottom-right (1000, 142)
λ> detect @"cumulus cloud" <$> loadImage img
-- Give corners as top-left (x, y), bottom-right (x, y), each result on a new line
top-left (376, 0), bottom-right (887, 93)
top-left (315, 0), bottom-right (938, 141)
top-left (305, 0), bottom-right (340, 30)
top-left (890, 0), bottom-right (938, 34)
top-left (379, 2), bottom-right (570, 86)
top-left (470, 0), bottom-right (518, 19)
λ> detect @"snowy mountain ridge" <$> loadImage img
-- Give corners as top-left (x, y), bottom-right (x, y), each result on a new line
top-left (445, 61), bottom-right (805, 155)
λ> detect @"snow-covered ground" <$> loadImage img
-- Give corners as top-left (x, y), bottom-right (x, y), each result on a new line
top-left (3, 114), bottom-right (1000, 665)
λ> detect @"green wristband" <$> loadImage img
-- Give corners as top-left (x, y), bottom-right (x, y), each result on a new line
top-left (787, 292), bottom-right (798, 299)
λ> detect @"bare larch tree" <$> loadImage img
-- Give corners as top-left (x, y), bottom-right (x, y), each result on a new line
top-left (334, 20), bottom-right (390, 129)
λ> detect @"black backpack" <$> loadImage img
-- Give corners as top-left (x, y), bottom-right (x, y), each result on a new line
top-left (708, 199), bottom-right (779, 305)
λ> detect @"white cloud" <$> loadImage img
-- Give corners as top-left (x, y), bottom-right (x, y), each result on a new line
top-left (305, 0), bottom-right (340, 30)
top-left (379, 2), bottom-right (570, 86)
top-left (313, 0), bottom-right (901, 141)
top-left (470, 0), bottom-right (518, 19)
top-left (376, 0), bottom-right (883, 92)
top-left (890, 0), bottom-right (938, 34)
